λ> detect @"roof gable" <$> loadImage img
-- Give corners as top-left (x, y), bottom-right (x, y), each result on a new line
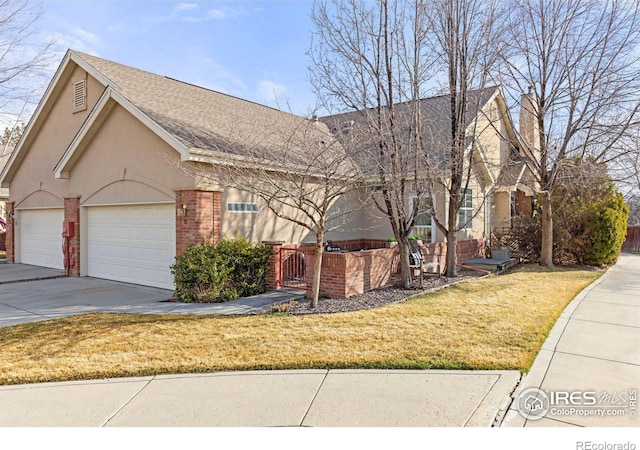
top-left (0, 50), bottom-right (112, 187)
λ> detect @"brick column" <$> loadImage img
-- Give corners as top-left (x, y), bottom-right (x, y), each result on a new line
top-left (4, 201), bottom-right (14, 263)
top-left (263, 241), bottom-right (284, 290)
top-left (64, 196), bottom-right (81, 276)
top-left (175, 189), bottom-right (222, 256)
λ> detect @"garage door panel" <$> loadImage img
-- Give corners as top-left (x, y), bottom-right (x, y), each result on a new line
top-left (19, 209), bottom-right (64, 269)
top-left (87, 204), bottom-right (175, 289)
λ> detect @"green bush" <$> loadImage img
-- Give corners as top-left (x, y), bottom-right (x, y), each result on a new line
top-left (171, 238), bottom-right (273, 303)
top-left (584, 191), bottom-right (629, 265)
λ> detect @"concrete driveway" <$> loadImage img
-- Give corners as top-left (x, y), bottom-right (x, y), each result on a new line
top-left (0, 264), bottom-right (174, 327)
top-left (0, 263), bottom-right (304, 327)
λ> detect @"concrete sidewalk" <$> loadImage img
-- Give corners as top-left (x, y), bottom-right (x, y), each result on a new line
top-left (0, 369), bottom-right (520, 427)
top-left (503, 253), bottom-right (640, 427)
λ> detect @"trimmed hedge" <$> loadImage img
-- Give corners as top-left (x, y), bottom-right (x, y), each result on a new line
top-left (171, 238), bottom-right (273, 303)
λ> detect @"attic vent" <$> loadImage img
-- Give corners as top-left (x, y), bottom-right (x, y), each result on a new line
top-left (72, 80), bottom-right (87, 112)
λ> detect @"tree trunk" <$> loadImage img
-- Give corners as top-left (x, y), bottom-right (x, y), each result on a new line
top-left (445, 229), bottom-right (457, 277)
top-left (540, 192), bottom-right (554, 267)
top-left (310, 234), bottom-right (324, 309)
top-left (397, 238), bottom-right (413, 288)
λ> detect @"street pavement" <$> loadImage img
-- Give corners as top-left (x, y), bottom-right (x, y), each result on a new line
top-left (0, 255), bottom-right (638, 427)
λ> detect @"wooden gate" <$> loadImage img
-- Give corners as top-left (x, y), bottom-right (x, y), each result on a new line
top-left (279, 247), bottom-right (307, 288)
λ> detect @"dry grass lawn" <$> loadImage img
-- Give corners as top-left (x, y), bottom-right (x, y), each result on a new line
top-left (0, 265), bottom-right (600, 385)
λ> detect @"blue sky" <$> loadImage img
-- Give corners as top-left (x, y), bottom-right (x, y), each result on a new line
top-left (2, 1), bottom-right (317, 128)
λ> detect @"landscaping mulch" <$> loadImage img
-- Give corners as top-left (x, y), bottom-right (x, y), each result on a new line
top-left (262, 270), bottom-right (487, 315)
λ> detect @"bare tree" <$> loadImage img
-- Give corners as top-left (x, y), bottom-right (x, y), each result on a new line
top-left (0, 1), bottom-right (53, 106)
top-left (176, 114), bottom-right (362, 309)
top-left (424, 0), bottom-right (501, 276)
top-left (310, 0), bottom-right (436, 287)
top-left (497, 0), bottom-right (640, 266)
top-left (310, 0), bottom-right (501, 281)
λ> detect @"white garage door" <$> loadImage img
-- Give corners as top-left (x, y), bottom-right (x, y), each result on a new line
top-left (87, 204), bottom-right (175, 289)
top-left (19, 209), bottom-right (64, 269)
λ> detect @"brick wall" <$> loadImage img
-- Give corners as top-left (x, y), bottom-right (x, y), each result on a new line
top-left (64, 196), bottom-right (81, 276)
top-left (0, 231), bottom-right (5, 252)
top-left (4, 202), bottom-right (14, 262)
top-left (267, 238), bottom-right (485, 299)
top-left (175, 189), bottom-right (221, 256)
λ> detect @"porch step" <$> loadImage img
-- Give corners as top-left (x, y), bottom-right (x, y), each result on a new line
top-left (462, 258), bottom-right (519, 274)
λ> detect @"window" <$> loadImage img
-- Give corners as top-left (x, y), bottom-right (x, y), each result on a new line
top-left (72, 80), bottom-right (86, 112)
top-left (227, 202), bottom-right (259, 213)
top-left (410, 196), bottom-right (434, 243)
top-left (458, 188), bottom-right (473, 230)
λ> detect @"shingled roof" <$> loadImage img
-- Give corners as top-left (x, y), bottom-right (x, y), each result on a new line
top-left (73, 51), bottom-right (336, 165)
top-left (319, 87), bottom-right (500, 175)
top-left (321, 86), bottom-right (498, 146)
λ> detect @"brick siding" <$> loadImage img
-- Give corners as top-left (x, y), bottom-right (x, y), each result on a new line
top-left (175, 189), bottom-right (221, 256)
top-left (64, 196), bottom-right (81, 276)
top-left (4, 202), bottom-right (14, 262)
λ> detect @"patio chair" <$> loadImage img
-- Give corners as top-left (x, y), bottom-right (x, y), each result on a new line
top-left (409, 241), bottom-right (441, 285)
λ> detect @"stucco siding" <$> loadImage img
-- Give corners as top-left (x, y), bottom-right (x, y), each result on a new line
top-left (68, 103), bottom-right (196, 205)
top-left (10, 66), bottom-right (104, 208)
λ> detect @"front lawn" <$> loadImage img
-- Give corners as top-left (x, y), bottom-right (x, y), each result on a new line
top-left (0, 265), bottom-right (600, 385)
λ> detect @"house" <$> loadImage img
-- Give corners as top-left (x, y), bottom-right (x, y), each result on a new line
top-left (320, 87), bottom-right (538, 246)
top-left (0, 50), bottom-right (337, 289)
top-left (0, 50), bottom-right (536, 293)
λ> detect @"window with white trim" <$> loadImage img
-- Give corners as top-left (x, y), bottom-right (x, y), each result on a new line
top-left (72, 80), bottom-right (87, 112)
top-left (458, 188), bottom-right (473, 230)
top-left (227, 202), bottom-right (259, 213)
top-left (410, 196), bottom-right (434, 243)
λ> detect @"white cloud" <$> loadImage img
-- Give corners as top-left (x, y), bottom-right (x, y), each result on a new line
top-left (192, 58), bottom-right (248, 97)
top-left (107, 22), bottom-right (149, 34)
top-left (47, 20), bottom-right (102, 57)
top-left (175, 3), bottom-right (198, 12)
top-left (257, 80), bottom-right (288, 107)
top-left (70, 26), bottom-right (101, 46)
top-left (182, 5), bottom-right (247, 22)
top-left (49, 32), bottom-right (99, 56)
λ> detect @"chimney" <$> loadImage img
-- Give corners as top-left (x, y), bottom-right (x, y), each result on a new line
top-left (519, 87), bottom-right (540, 163)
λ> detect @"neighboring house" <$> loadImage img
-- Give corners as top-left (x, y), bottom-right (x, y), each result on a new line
top-left (0, 50), bottom-right (536, 291)
top-left (321, 87), bottom-right (538, 245)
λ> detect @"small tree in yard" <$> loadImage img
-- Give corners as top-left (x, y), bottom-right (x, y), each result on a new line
top-left (178, 116), bottom-right (361, 309)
